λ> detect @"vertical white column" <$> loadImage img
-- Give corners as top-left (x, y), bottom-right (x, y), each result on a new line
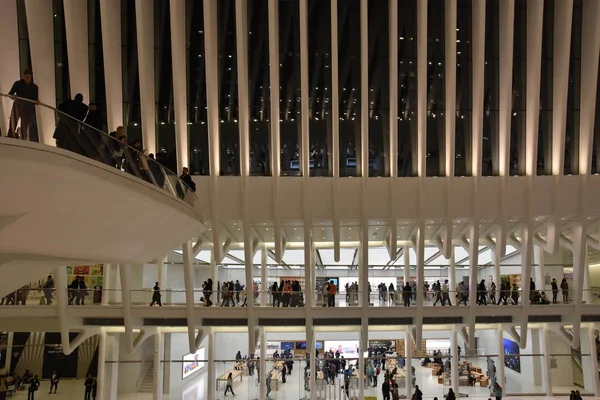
top-left (99, 0), bottom-right (123, 132)
top-left (235, 0), bottom-right (250, 177)
top-left (331, 0), bottom-right (340, 177)
top-left (153, 331), bottom-right (164, 400)
top-left (182, 240), bottom-right (197, 352)
top-left (259, 328), bottom-right (266, 400)
top-left (551, 0), bottom-right (573, 175)
top-left (24, 0), bottom-right (56, 145)
top-left (541, 327), bottom-right (552, 396)
top-left (405, 330), bottom-right (413, 398)
top-left (578, 0), bottom-right (600, 175)
top-left (360, 0), bottom-right (368, 177)
top-left (96, 330), bottom-right (107, 400)
top-left (55, 265), bottom-right (69, 347)
top-left (157, 257), bottom-right (167, 291)
top-left (358, 323), bottom-right (367, 399)
top-left (4, 333), bottom-right (13, 373)
top-left (63, 0), bottom-right (90, 101)
top-left (119, 263), bottom-right (134, 353)
top-left (207, 328), bottom-right (216, 399)
top-left (416, 0), bottom-right (427, 177)
top-left (497, 325), bottom-right (505, 388)
top-left (102, 263), bottom-right (111, 305)
top-left (136, 0), bottom-right (157, 154)
top-left (243, 226), bottom-right (256, 354)
top-left (360, 224), bottom-right (369, 308)
top-left (587, 325), bottom-right (600, 396)
top-left (307, 325), bottom-right (316, 399)
top-left (305, 227), bottom-right (314, 308)
top-left (170, 0), bottom-right (188, 170)
top-left (299, 0), bottom-right (310, 177)
top-left (469, 224), bottom-right (480, 307)
top-left (449, 246), bottom-right (456, 294)
top-left (493, 248), bottom-right (501, 302)
top-left (268, 0), bottom-right (281, 176)
top-left (498, 0), bottom-right (515, 176)
top-left (389, 0), bottom-right (398, 177)
top-left (524, 0), bottom-right (544, 176)
top-left (261, 246), bottom-right (268, 306)
top-left (445, 0), bottom-right (457, 177)
top-left (404, 245), bottom-right (410, 286)
top-left (203, 0), bottom-right (220, 175)
top-left (584, 255), bottom-right (592, 304)
top-left (416, 223), bottom-right (425, 310)
top-left (521, 224), bottom-right (533, 318)
top-left (0, 0), bottom-right (19, 136)
top-left (451, 328), bottom-right (459, 394)
top-left (471, 0), bottom-right (485, 176)
top-left (572, 223), bottom-right (588, 346)
top-left (534, 246), bottom-right (544, 289)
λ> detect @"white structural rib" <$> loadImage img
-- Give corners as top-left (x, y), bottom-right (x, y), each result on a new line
top-left (299, 0), bottom-right (310, 178)
top-left (236, 0), bottom-right (250, 177)
top-left (331, 0), bottom-right (340, 177)
top-left (416, 0), bottom-right (427, 177)
top-left (63, 0), bottom-right (90, 102)
top-left (552, 0), bottom-right (574, 175)
top-left (389, 0), bottom-right (398, 178)
top-left (498, 0), bottom-right (514, 177)
top-left (268, 0), bottom-right (281, 177)
top-left (136, 0), bottom-right (157, 155)
top-left (445, 0), bottom-right (457, 177)
top-left (170, 0), bottom-right (188, 170)
top-left (99, 0), bottom-right (123, 132)
top-left (471, 0), bottom-right (486, 177)
top-left (24, 0), bottom-right (56, 146)
top-left (360, 0), bottom-right (368, 177)
top-left (0, 0), bottom-right (20, 136)
top-left (524, 0), bottom-right (544, 176)
top-left (578, 0), bottom-right (600, 175)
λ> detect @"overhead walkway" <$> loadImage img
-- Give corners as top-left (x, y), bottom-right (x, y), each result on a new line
top-left (0, 94), bottom-right (204, 296)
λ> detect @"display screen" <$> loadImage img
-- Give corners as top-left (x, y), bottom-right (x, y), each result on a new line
top-left (281, 342), bottom-right (295, 351)
top-left (182, 348), bottom-right (206, 379)
top-left (503, 339), bottom-right (521, 373)
top-left (315, 342), bottom-right (324, 350)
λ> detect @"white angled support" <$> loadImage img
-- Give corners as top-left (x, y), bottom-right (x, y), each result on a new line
top-left (414, 222), bottom-right (425, 346)
top-left (63, 0), bottom-right (90, 101)
top-left (497, 325), bottom-right (506, 388)
top-left (99, 0), bottom-right (123, 132)
top-left (389, 0), bottom-right (398, 178)
top-left (119, 263), bottom-right (134, 353)
top-left (236, 0), bottom-right (250, 178)
top-left (451, 328), bottom-right (459, 394)
top-left (468, 223), bottom-right (479, 351)
top-left (498, 0), bottom-right (514, 177)
top-left (0, 0), bottom-right (19, 136)
top-left (445, 0), bottom-right (457, 177)
top-left (471, 0), bottom-right (486, 177)
top-left (520, 223), bottom-right (533, 348)
top-left (170, 0), bottom-right (188, 170)
top-left (416, 0), bottom-right (427, 177)
top-left (96, 330), bottom-right (107, 400)
top-left (136, 0), bottom-right (157, 155)
top-left (182, 240), bottom-right (197, 353)
top-left (587, 325), bottom-right (600, 396)
top-left (541, 327), bottom-right (552, 396)
top-left (578, 0), bottom-right (600, 175)
top-left (525, 0), bottom-right (544, 176)
top-left (572, 222), bottom-right (588, 347)
top-left (153, 329), bottom-right (164, 400)
top-left (552, 0), bottom-right (574, 175)
top-left (24, 0), bottom-right (56, 145)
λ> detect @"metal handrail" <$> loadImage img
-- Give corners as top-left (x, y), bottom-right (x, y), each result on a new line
top-left (0, 92), bottom-right (197, 202)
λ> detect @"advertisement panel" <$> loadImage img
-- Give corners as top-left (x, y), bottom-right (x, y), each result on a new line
top-left (182, 348), bottom-right (206, 379)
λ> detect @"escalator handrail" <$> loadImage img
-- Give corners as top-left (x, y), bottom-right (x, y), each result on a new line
top-left (0, 93), bottom-right (197, 202)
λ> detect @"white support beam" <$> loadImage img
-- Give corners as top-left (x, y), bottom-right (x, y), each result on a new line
top-left (0, 0), bottom-right (19, 136)
top-left (182, 240), bottom-right (197, 353)
top-left (203, 0), bottom-right (220, 176)
top-left (445, 0), bottom-right (457, 177)
top-left (389, 0), bottom-right (398, 178)
top-left (235, 0), bottom-right (250, 178)
top-left (136, 0), bottom-right (157, 154)
top-left (416, 0), bottom-right (427, 177)
top-left (63, 0), bottom-right (90, 102)
top-left (525, 0), bottom-right (544, 176)
top-left (331, 0), bottom-right (340, 177)
top-left (552, 0), bottom-right (574, 175)
top-left (471, 0), bottom-right (486, 177)
top-left (498, 0), bottom-right (514, 177)
top-left (360, 0), bottom-right (369, 177)
top-left (170, 0), bottom-right (188, 170)
top-left (24, 0), bottom-right (56, 145)
top-left (572, 222), bottom-right (588, 346)
top-left (153, 330), bottom-right (164, 400)
top-left (268, 0), bottom-right (281, 177)
top-left (99, 0), bottom-right (123, 132)
top-left (299, 0), bottom-right (310, 178)
top-left (578, 0), bottom-right (600, 175)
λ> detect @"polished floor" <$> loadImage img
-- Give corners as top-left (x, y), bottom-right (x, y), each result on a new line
top-left (7, 360), bottom-right (590, 400)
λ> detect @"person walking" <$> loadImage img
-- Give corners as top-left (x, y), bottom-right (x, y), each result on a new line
top-left (446, 387), bottom-right (456, 400)
top-left (150, 282), bottom-right (162, 306)
top-left (223, 372), bottom-right (235, 396)
top-left (27, 375), bottom-right (39, 400)
top-left (43, 275), bottom-right (55, 305)
top-left (382, 378), bottom-right (391, 400)
top-left (84, 374), bottom-right (95, 400)
top-left (48, 370), bottom-right (59, 394)
top-left (561, 278), bottom-right (569, 303)
top-left (7, 69), bottom-right (39, 140)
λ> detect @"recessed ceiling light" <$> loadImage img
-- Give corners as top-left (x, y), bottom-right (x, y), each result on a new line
top-left (266, 228), bottom-right (269, 231)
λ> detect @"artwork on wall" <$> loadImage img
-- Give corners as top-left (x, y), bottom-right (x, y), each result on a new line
top-left (503, 338), bottom-right (521, 373)
top-left (182, 347), bottom-right (206, 379)
top-left (67, 265), bottom-right (104, 288)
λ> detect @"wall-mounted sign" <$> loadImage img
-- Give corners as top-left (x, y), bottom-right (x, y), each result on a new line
top-left (182, 348), bottom-right (206, 379)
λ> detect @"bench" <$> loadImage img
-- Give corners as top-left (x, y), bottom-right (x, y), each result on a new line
top-left (233, 362), bottom-right (248, 375)
top-left (216, 369), bottom-right (242, 389)
top-left (268, 369), bottom-right (282, 391)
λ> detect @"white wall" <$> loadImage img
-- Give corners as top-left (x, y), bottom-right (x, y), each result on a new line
top-left (164, 333), bottom-right (209, 394)
top-left (549, 331), bottom-right (574, 386)
top-left (117, 333), bottom-right (154, 393)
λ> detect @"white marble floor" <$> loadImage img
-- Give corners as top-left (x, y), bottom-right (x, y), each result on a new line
top-left (6, 361), bottom-right (591, 400)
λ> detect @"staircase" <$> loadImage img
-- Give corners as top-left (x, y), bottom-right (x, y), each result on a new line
top-left (139, 362), bottom-right (155, 393)
top-left (571, 348), bottom-right (584, 388)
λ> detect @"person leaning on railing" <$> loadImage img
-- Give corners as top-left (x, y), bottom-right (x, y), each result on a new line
top-left (6, 69), bottom-right (39, 140)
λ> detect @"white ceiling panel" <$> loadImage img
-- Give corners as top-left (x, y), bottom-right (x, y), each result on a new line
top-left (368, 247), bottom-right (392, 265)
top-left (281, 249), bottom-right (305, 265)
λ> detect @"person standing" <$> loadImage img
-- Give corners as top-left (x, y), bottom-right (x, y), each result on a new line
top-left (446, 388), bottom-right (456, 400)
top-left (382, 378), bottom-right (391, 400)
top-left (178, 167), bottom-right (196, 199)
top-left (403, 282), bottom-right (412, 307)
top-left (7, 69), bottom-right (39, 140)
top-left (551, 278), bottom-right (559, 304)
top-left (48, 370), bottom-right (59, 394)
top-left (492, 382), bottom-right (503, 400)
top-left (561, 278), bottom-right (569, 303)
top-left (224, 372), bottom-right (235, 396)
top-left (150, 282), bottom-right (162, 306)
top-left (84, 374), bottom-right (94, 400)
top-left (327, 280), bottom-right (337, 307)
top-left (27, 374), bottom-right (39, 400)
top-left (43, 275), bottom-right (54, 305)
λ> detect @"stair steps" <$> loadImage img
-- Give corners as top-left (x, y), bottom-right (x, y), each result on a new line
top-left (139, 363), bottom-right (155, 393)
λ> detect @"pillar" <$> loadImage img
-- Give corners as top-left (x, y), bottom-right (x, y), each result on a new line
top-left (451, 328), bottom-right (459, 394)
top-left (259, 328), bottom-right (266, 400)
top-left (99, 0), bottom-right (123, 132)
top-left (207, 329), bottom-right (216, 399)
top-left (584, 255), bottom-right (592, 304)
top-left (96, 331), bottom-right (107, 400)
top-left (101, 263), bottom-right (111, 306)
top-left (153, 331), bottom-right (164, 400)
top-left (24, 0), bottom-right (56, 145)
top-left (493, 248), bottom-right (501, 301)
top-left (404, 245), bottom-right (410, 286)
top-left (0, 0), bottom-right (19, 136)
top-left (586, 326), bottom-right (600, 396)
top-left (63, 0), bottom-right (90, 101)
top-left (5, 332), bottom-right (14, 373)
top-left (416, 0), bottom-right (427, 176)
top-left (358, 323), bottom-right (367, 399)
top-left (498, 0), bottom-right (515, 176)
top-left (182, 240), bottom-right (196, 352)
top-left (405, 329), bottom-right (413, 398)
top-left (261, 246), bottom-right (268, 306)
top-left (541, 327), bottom-right (552, 396)
top-left (497, 326), bottom-right (505, 389)
top-left (136, 0), bottom-right (157, 154)
top-left (170, 0), bottom-right (188, 170)
top-left (449, 246), bottom-right (456, 293)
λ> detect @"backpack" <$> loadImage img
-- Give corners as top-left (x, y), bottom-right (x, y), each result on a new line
top-left (376, 367), bottom-right (381, 375)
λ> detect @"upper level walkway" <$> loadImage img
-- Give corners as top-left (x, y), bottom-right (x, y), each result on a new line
top-left (0, 95), bottom-right (205, 296)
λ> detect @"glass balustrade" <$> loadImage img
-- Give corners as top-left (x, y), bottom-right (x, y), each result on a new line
top-left (0, 93), bottom-right (197, 206)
